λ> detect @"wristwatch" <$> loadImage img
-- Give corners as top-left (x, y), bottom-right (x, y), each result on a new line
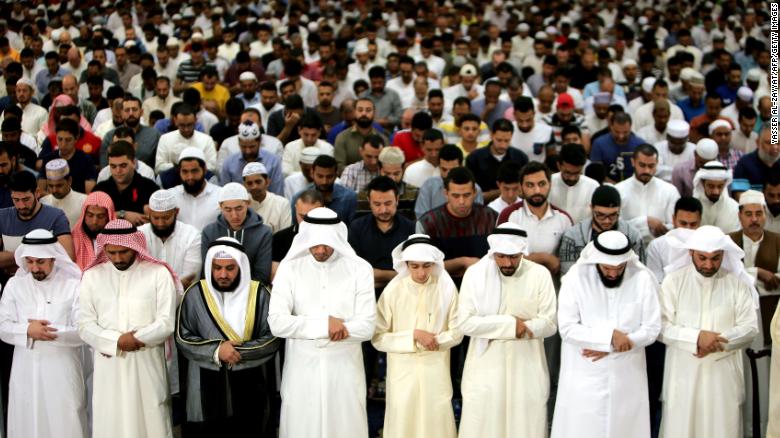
top-left (117, 210), bottom-right (126, 219)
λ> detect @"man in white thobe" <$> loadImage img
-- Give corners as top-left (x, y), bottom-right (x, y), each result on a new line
top-left (269, 207), bottom-right (376, 438)
top-left (549, 143), bottom-right (600, 224)
top-left (243, 162), bottom-right (292, 233)
top-left (139, 189), bottom-right (202, 289)
top-left (39, 159), bottom-right (88, 229)
top-left (659, 226), bottom-right (759, 438)
top-left (459, 223), bottom-right (557, 438)
top-left (693, 158), bottom-right (741, 233)
top-left (769, 303), bottom-right (780, 438)
top-left (654, 120), bottom-right (695, 183)
top-left (646, 197), bottom-right (703, 283)
top-left (372, 234), bottom-right (462, 438)
top-left (0, 230), bottom-right (86, 438)
top-left (615, 144), bottom-right (681, 244)
top-left (78, 219), bottom-right (178, 438)
top-left (552, 230), bottom-right (662, 438)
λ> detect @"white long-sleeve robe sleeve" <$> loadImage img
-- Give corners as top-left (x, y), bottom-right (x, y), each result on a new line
top-left (558, 282), bottom-right (615, 352)
top-left (268, 261), bottom-right (330, 340)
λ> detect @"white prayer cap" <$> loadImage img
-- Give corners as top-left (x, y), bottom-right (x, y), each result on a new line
top-left (638, 16), bottom-right (648, 26)
top-left (219, 183), bottom-right (250, 202)
top-left (15, 229), bottom-right (81, 280)
top-left (308, 21), bottom-right (319, 33)
top-left (666, 120), bottom-right (689, 138)
top-left (172, 14), bottom-right (183, 21)
top-left (621, 58), bottom-right (638, 69)
top-left (354, 43), bottom-right (369, 55)
top-left (51, 29), bottom-right (62, 41)
top-left (15, 77), bottom-right (34, 90)
top-left (213, 6), bottom-right (224, 15)
top-left (378, 146), bottom-right (405, 166)
top-left (738, 190), bottom-right (766, 207)
top-left (534, 31), bottom-right (548, 40)
top-left (488, 223), bottom-right (529, 256)
top-left (680, 67), bottom-right (696, 81)
top-left (459, 64), bottom-right (478, 77)
top-left (708, 119), bottom-right (732, 135)
top-left (300, 146), bottom-right (322, 164)
top-left (545, 25), bottom-right (558, 35)
top-left (149, 189), bottom-right (178, 212)
top-left (711, 29), bottom-right (725, 41)
top-left (45, 159), bottom-right (70, 180)
top-left (530, 5), bottom-right (540, 13)
top-left (746, 70), bottom-right (762, 82)
top-left (239, 71), bottom-right (258, 82)
top-left (242, 162), bottom-right (268, 177)
top-left (695, 138), bottom-right (719, 160)
top-left (166, 37), bottom-right (181, 47)
top-left (387, 23), bottom-right (400, 33)
top-left (179, 146), bottom-right (206, 164)
top-left (568, 32), bottom-right (580, 40)
top-left (517, 22), bottom-right (530, 32)
top-left (403, 18), bottom-right (416, 28)
top-left (641, 77), bottom-right (656, 94)
top-left (124, 40), bottom-right (137, 48)
top-left (737, 86), bottom-right (753, 102)
top-left (238, 121), bottom-right (261, 140)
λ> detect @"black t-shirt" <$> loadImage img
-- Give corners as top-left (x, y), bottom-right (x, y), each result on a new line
top-left (93, 172), bottom-right (160, 213)
top-left (38, 150), bottom-right (97, 194)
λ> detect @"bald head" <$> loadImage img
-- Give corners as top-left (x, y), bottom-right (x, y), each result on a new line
top-left (62, 74), bottom-right (79, 101)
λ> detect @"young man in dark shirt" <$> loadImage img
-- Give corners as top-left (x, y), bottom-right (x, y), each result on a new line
top-left (94, 141), bottom-right (159, 225)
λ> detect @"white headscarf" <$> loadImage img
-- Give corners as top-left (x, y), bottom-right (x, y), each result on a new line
top-left (387, 234), bottom-right (455, 334)
top-left (14, 229), bottom-right (81, 281)
top-left (282, 207), bottom-right (362, 264)
top-left (571, 230), bottom-right (644, 270)
top-left (469, 223), bottom-right (529, 355)
top-left (665, 225), bottom-right (759, 308)
top-left (204, 237), bottom-right (253, 338)
top-left (692, 160), bottom-right (732, 200)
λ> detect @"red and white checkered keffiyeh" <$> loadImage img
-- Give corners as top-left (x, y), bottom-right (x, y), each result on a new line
top-left (73, 191), bottom-right (116, 271)
top-left (85, 219), bottom-right (183, 295)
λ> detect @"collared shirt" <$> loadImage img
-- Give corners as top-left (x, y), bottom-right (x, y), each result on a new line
top-left (348, 213), bottom-right (415, 271)
top-left (34, 67), bottom-right (68, 96)
top-left (93, 172), bottom-right (160, 213)
top-left (139, 220), bottom-right (202, 283)
top-left (238, 92), bottom-right (261, 108)
top-left (250, 192), bottom-right (291, 233)
top-left (282, 139), bottom-right (335, 177)
top-left (291, 183), bottom-right (357, 224)
top-left (498, 201), bottom-right (573, 254)
top-left (615, 176), bottom-right (681, 243)
top-left (733, 150), bottom-right (780, 190)
top-left (360, 89), bottom-right (403, 127)
top-left (155, 130), bottom-right (217, 173)
top-left (334, 126), bottom-right (389, 172)
top-left (169, 182), bottom-right (221, 231)
top-left (220, 149), bottom-right (284, 195)
top-left (557, 218), bottom-right (646, 275)
top-left (654, 140), bottom-right (695, 183)
top-left (717, 148), bottom-right (744, 170)
top-left (340, 161), bottom-right (379, 193)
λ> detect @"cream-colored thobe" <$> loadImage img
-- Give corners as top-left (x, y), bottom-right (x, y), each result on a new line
top-left (659, 265), bottom-right (759, 438)
top-left (552, 264), bottom-right (661, 438)
top-left (78, 259), bottom-right (176, 438)
top-left (269, 253), bottom-right (376, 438)
top-left (372, 275), bottom-right (462, 438)
top-left (458, 259), bottom-right (558, 438)
top-left (250, 192), bottom-right (292, 233)
top-left (548, 173), bottom-right (600, 224)
top-left (40, 190), bottom-right (88, 230)
top-left (768, 303), bottom-right (780, 438)
top-left (0, 269), bottom-right (86, 438)
top-left (698, 194), bottom-right (741, 234)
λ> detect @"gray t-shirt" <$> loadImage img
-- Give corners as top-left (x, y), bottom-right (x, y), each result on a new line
top-left (0, 204), bottom-right (71, 254)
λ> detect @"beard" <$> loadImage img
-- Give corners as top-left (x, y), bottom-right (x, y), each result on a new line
top-left (356, 116), bottom-right (372, 128)
top-left (82, 221), bottom-right (102, 240)
top-left (125, 116), bottom-right (140, 128)
top-left (212, 271), bottom-right (241, 292)
top-left (183, 178), bottom-right (205, 195)
top-left (499, 266), bottom-right (518, 276)
top-left (562, 177), bottom-right (578, 187)
top-left (112, 252), bottom-right (137, 271)
top-left (526, 194), bottom-right (547, 207)
top-left (152, 221), bottom-right (176, 238)
top-left (17, 199), bottom-right (37, 217)
top-left (706, 193), bottom-right (721, 203)
top-left (316, 183), bottom-right (334, 193)
top-left (32, 271), bottom-right (48, 281)
top-left (597, 266), bottom-right (625, 288)
top-left (768, 203), bottom-right (780, 217)
top-left (694, 263), bottom-right (718, 278)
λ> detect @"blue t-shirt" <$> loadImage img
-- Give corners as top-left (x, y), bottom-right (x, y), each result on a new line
top-left (0, 204), bottom-right (71, 254)
top-left (590, 132), bottom-right (647, 182)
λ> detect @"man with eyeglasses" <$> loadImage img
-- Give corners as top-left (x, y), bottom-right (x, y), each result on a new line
top-left (558, 185), bottom-right (645, 275)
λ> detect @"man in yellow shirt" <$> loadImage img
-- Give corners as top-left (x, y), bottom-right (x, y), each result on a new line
top-left (191, 67), bottom-right (230, 118)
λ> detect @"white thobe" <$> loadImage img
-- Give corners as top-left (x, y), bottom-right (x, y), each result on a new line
top-left (548, 173), bottom-right (600, 224)
top-left (659, 266), bottom-right (759, 438)
top-left (632, 100), bottom-right (685, 131)
top-left (615, 177), bottom-right (680, 244)
top-left (78, 260), bottom-right (176, 438)
top-left (768, 213), bottom-right (780, 235)
top-left (281, 139), bottom-right (335, 177)
top-left (155, 130), bottom-right (217, 173)
top-left (654, 140), bottom-right (695, 183)
top-left (19, 103), bottom-right (48, 136)
top-left (552, 264), bottom-right (662, 438)
top-left (372, 275), bottom-right (462, 438)
top-left (698, 194), bottom-right (741, 234)
top-left (284, 173), bottom-right (309, 200)
top-left (250, 193), bottom-right (291, 233)
top-left (216, 134), bottom-right (283, 174)
top-left (768, 304), bottom-right (780, 438)
top-left (169, 183), bottom-right (221, 231)
top-left (40, 190), bottom-right (88, 229)
top-left (139, 221), bottom-right (202, 285)
top-left (0, 270), bottom-right (86, 438)
top-left (269, 253), bottom-right (376, 438)
top-left (636, 125), bottom-right (666, 146)
top-left (645, 232), bottom-right (688, 284)
top-left (458, 259), bottom-right (558, 438)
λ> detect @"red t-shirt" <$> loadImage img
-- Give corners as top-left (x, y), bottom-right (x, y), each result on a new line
top-left (392, 130), bottom-right (423, 163)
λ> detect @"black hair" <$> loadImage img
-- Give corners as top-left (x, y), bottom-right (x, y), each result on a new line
top-left (366, 175), bottom-right (399, 196)
top-left (443, 166), bottom-right (475, 190)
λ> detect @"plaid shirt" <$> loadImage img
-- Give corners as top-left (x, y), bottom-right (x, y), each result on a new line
top-left (717, 149), bottom-right (744, 170)
top-left (340, 161), bottom-right (379, 193)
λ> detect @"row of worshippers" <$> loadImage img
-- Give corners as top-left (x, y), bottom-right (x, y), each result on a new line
top-left (0, 208), bottom-right (777, 438)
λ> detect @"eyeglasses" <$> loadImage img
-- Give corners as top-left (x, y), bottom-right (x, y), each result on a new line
top-left (593, 211), bottom-right (619, 221)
